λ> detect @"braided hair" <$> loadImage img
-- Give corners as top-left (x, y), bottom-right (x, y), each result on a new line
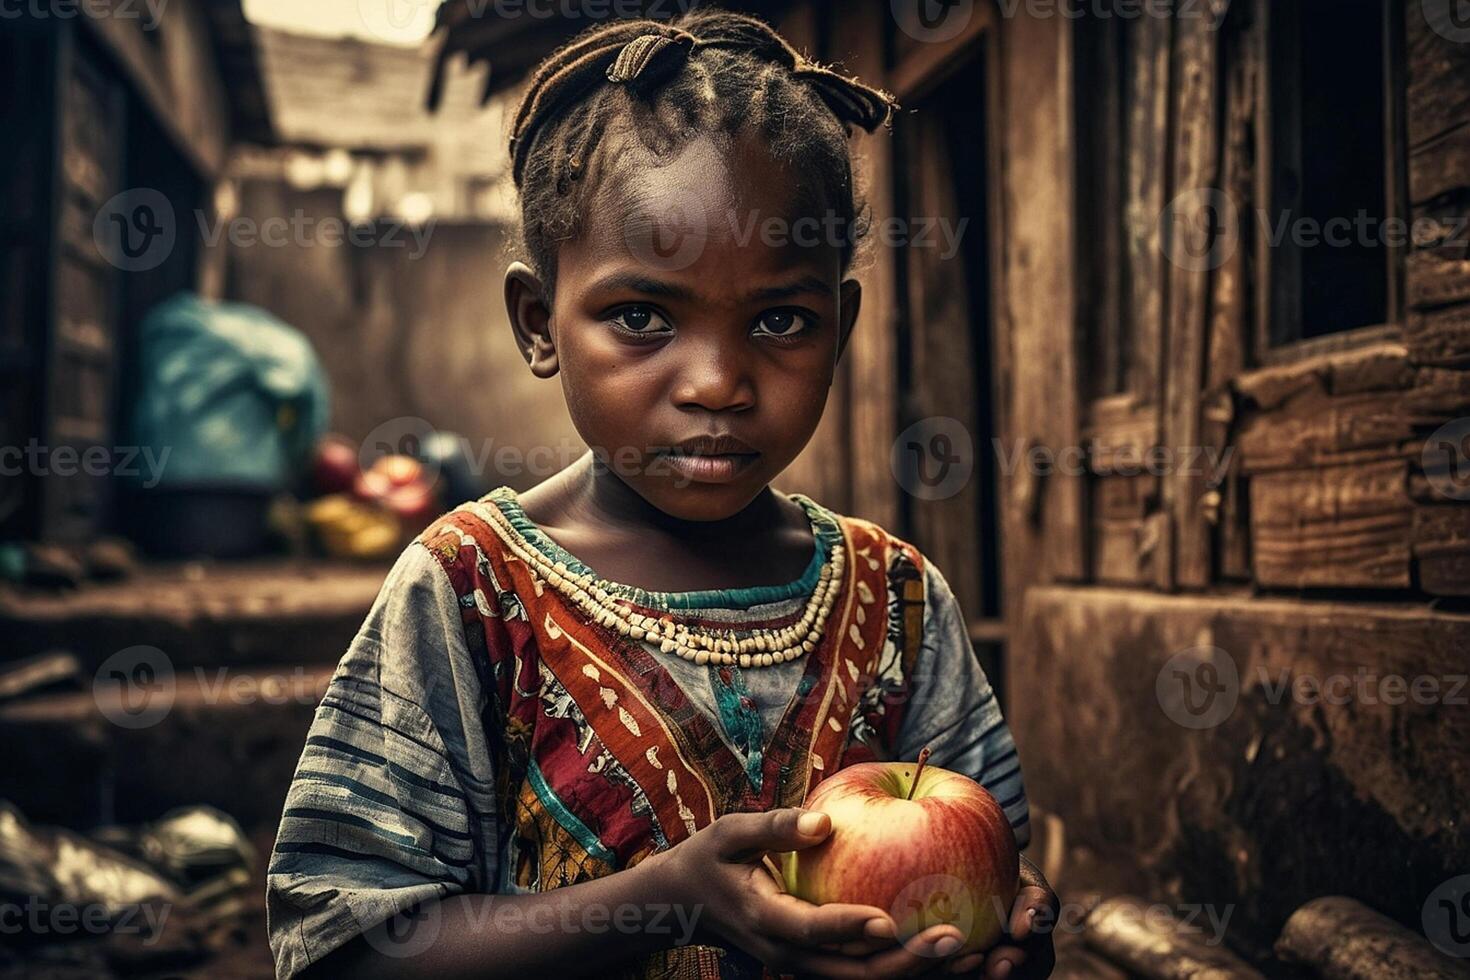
top-left (508, 9), bottom-right (898, 295)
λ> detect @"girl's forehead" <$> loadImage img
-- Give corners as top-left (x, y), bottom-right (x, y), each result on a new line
top-left (585, 132), bottom-right (833, 249)
top-left (553, 132), bottom-right (845, 294)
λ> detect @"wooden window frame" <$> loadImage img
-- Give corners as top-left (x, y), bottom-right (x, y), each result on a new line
top-left (1255, 0), bottom-right (1410, 366)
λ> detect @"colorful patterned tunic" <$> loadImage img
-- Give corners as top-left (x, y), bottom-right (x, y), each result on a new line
top-left (267, 487), bottom-right (1028, 979)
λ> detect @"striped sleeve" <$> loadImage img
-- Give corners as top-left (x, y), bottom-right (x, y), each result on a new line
top-left (266, 543), bottom-right (501, 979)
top-left (893, 560), bottom-right (1031, 849)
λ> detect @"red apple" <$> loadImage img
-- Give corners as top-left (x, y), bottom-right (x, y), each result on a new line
top-left (780, 749), bottom-right (1019, 953)
top-left (311, 435), bottom-right (361, 495)
top-left (353, 461), bottom-right (437, 527)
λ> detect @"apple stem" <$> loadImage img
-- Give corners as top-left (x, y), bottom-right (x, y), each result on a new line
top-left (906, 746), bottom-right (932, 801)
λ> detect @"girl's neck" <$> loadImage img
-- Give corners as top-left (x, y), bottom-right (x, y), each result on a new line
top-left (513, 452), bottom-right (817, 594)
top-left (571, 452), bottom-right (787, 543)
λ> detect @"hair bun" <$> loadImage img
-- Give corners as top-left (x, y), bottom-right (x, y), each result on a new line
top-left (606, 30), bottom-right (696, 88)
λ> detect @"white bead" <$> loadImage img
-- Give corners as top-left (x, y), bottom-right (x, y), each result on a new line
top-left (739, 654), bottom-right (752, 668)
top-left (660, 638), bottom-right (676, 654)
top-left (631, 626), bottom-right (646, 641)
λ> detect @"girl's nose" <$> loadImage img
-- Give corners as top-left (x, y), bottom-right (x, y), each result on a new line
top-left (671, 341), bottom-right (756, 413)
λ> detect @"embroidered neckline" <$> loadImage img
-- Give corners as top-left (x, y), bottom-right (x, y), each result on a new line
top-left (484, 485), bottom-right (844, 612)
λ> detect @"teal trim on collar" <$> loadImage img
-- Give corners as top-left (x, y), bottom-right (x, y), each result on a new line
top-left (485, 485), bottom-right (844, 611)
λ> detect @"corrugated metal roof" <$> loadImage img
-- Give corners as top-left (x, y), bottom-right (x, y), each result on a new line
top-left (256, 25), bottom-right (504, 168)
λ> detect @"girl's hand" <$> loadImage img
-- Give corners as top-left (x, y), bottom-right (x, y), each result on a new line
top-left (942, 857), bottom-right (1058, 980)
top-left (652, 808), bottom-right (973, 978)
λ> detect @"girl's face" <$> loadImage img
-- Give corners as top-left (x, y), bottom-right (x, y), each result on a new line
top-left (511, 132), bottom-right (862, 522)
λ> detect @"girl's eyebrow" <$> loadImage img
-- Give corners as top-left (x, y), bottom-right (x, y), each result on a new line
top-left (588, 272), bottom-right (691, 300)
top-left (586, 271), bottom-right (832, 303)
top-left (748, 275), bottom-right (832, 302)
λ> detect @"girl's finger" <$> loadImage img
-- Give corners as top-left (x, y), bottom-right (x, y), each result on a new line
top-left (858, 924), bottom-right (969, 978)
top-left (1008, 886), bottom-right (1052, 941)
top-left (947, 951), bottom-right (986, 974)
top-left (764, 893), bottom-right (896, 948)
top-left (983, 944), bottom-right (1028, 980)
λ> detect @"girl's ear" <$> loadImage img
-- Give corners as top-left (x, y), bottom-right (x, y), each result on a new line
top-left (505, 261), bottom-right (558, 378)
top-left (835, 278), bottom-right (863, 367)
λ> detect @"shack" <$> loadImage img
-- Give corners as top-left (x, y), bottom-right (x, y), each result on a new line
top-left (0, 0), bottom-right (271, 544)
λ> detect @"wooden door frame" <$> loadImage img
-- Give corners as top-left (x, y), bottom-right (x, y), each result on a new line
top-left (888, 4), bottom-right (1017, 649)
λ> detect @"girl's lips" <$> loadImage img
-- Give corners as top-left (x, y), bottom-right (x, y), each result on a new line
top-left (660, 451), bottom-right (760, 484)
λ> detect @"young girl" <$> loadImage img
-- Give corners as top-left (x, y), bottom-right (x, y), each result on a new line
top-left (268, 11), bottom-right (1055, 980)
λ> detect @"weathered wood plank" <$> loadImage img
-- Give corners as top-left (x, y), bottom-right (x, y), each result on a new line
top-left (904, 81), bottom-right (986, 617)
top-left (1236, 389), bottom-right (1414, 473)
top-left (998, 8), bottom-right (1086, 593)
top-left (1012, 586), bottom-right (1470, 961)
top-left (1251, 460), bottom-right (1411, 588)
top-left (1092, 474), bottom-right (1158, 585)
top-left (1407, 251), bottom-right (1470, 311)
top-left (1209, 4), bottom-right (1259, 582)
top-left (1123, 9), bottom-right (1173, 406)
top-left (1406, 365), bottom-right (1470, 419)
top-left (1077, 13), bottom-right (1127, 399)
top-left (1413, 506), bottom-right (1470, 597)
top-left (1407, 301), bottom-right (1470, 366)
top-left (831, 4), bottom-right (900, 531)
top-left (1275, 896), bottom-right (1470, 980)
top-left (1234, 343), bottom-right (1412, 412)
top-left (1407, 2), bottom-right (1470, 148)
top-left (1409, 120), bottom-right (1470, 206)
top-left (1161, 5), bottom-right (1225, 589)
top-left (1087, 895), bottom-right (1266, 979)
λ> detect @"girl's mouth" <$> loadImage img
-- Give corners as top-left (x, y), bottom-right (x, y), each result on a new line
top-left (658, 450), bottom-right (761, 484)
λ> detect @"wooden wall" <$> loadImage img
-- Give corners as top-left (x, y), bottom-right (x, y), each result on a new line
top-left (998, 0), bottom-right (1470, 959)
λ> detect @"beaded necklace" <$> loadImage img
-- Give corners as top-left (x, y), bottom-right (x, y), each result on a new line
top-left (481, 487), bottom-right (846, 669)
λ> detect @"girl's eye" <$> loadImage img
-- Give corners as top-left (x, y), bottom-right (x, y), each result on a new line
top-left (753, 310), bottom-right (813, 340)
top-left (608, 306), bottom-right (672, 337)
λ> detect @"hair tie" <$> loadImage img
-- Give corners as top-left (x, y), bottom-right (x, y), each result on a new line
top-left (606, 29), bottom-right (697, 87)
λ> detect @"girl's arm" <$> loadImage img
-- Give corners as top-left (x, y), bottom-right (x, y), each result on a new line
top-left (304, 809), bottom-right (969, 980)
